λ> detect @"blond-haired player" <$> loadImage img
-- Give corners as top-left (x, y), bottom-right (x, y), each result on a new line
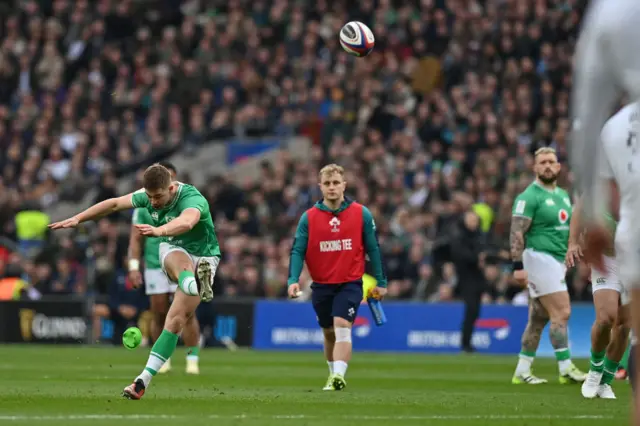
top-left (287, 164), bottom-right (387, 390)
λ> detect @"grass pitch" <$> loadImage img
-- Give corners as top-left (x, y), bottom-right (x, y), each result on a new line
top-left (0, 345), bottom-right (630, 425)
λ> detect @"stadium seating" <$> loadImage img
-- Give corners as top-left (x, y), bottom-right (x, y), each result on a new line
top-left (0, 0), bottom-right (592, 302)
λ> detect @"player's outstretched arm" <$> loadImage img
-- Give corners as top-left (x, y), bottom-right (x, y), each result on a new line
top-left (362, 206), bottom-right (387, 289)
top-left (49, 194), bottom-right (135, 229)
top-left (136, 208), bottom-right (201, 238)
top-left (287, 212), bottom-right (309, 291)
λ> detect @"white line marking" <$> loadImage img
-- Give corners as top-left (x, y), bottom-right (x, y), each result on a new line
top-left (0, 414), bottom-right (613, 421)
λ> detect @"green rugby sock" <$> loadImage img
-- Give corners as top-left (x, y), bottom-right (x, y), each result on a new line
top-left (590, 349), bottom-right (606, 373)
top-left (187, 346), bottom-right (200, 359)
top-left (144, 330), bottom-right (179, 376)
top-left (600, 357), bottom-right (619, 385)
top-left (620, 343), bottom-right (631, 370)
top-left (178, 270), bottom-right (198, 296)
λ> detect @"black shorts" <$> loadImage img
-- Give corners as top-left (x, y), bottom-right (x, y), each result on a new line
top-left (311, 281), bottom-right (364, 329)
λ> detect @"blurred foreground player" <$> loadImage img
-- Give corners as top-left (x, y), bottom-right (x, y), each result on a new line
top-left (287, 164), bottom-right (387, 391)
top-left (128, 161), bottom-right (202, 375)
top-left (567, 196), bottom-right (629, 399)
top-left (49, 164), bottom-right (221, 400)
top-left (571, 1), bottom-right (640, 421)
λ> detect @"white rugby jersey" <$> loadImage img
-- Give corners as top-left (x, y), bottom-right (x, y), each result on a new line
top-left (571, 0), bottom-right (640, 220)
top-left (599, 103), bottom-right (640, 222)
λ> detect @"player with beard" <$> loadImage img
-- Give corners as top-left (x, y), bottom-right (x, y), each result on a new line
top-left (510, 148), bottom-right (587, 385)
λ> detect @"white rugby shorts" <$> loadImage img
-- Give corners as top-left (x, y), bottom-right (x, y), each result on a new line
top-left (523, 249), bottom-right (568, 298)
top-left (144, 268), bottom-right (177, 296)
top-left (591, 255), bottom-right (629, 305)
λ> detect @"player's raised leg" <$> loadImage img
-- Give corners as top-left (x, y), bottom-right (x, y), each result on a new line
top-left (582, 285), bottom-right (619, 397)
top-left (538, 291), bottom-right (585, 383)
top-left (123, 249), bottom-right (201, 400)
top-left (512, 298), bottom-right (549, 384)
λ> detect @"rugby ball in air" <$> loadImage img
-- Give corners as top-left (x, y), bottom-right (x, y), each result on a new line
top-left (339, 21), bottom-right (375, 57)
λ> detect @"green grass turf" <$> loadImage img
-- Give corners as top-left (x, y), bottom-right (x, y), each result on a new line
top-left (0, 345), bottom-right (630, 426)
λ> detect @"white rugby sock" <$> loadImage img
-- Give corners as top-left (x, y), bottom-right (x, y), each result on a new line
top-left (515, 354), bottom-right (534, 376)
top-left (327, 361), bottom-right (334, 374)
top-left (334, 360), bottom-right (348, 376)
top-left (558, 359), bottom-right (572, 374)
top-left (137, 370), bottom-right (153, 388)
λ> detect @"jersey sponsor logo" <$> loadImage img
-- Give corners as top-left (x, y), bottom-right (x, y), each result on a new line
top-left (558, 209), bottom-right (569, 224)
top-left (165, 215), bottom-right (175, 223)
top-left (319, 239), bottom-right (353, 252)
top-left (514, 200), bottom-right (526, 215)
top-left (595, 277), bottom-right (606, 285)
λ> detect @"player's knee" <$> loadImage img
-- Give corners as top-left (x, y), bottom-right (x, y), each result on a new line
top-left (334, 316), bottom-right (351, 328)
top-left (595, 307), bottom-right (616, 328)
top-left (550, 307), bottom-right (570, 324)
top-left (334, 326), bottom-right (352, 344)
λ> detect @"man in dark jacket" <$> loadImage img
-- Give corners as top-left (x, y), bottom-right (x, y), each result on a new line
top-left (451, 210), bottom-right (487, 352)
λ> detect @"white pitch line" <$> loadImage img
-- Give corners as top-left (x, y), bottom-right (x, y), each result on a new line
top-left (0, 414), bottom-right (613, 421)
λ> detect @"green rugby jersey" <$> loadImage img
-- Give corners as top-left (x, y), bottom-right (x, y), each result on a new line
top-left (131, 183), bottom-right (221, 257)
top-left (512, 181), bottom-right (572, 262)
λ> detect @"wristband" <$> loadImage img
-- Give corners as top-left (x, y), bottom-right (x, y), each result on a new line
top-left (128, 259), bottom-right (140, 272)
top-left (512, 261), bottom-right (524, 271)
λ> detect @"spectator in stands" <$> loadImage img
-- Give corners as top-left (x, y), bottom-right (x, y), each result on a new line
top-left (92, 259), bottom-right (148, 344)
top-left (0, 0), bottom-right (590, 306)
top-left (450, 211), bottom-right (487, 353)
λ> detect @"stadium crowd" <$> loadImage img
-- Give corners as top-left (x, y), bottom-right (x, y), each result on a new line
top-left (0, 0), bottom-right (593, 307)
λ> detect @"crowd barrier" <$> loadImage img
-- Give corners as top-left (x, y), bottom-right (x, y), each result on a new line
top-left (0, 299), bottom-right (596, 357)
